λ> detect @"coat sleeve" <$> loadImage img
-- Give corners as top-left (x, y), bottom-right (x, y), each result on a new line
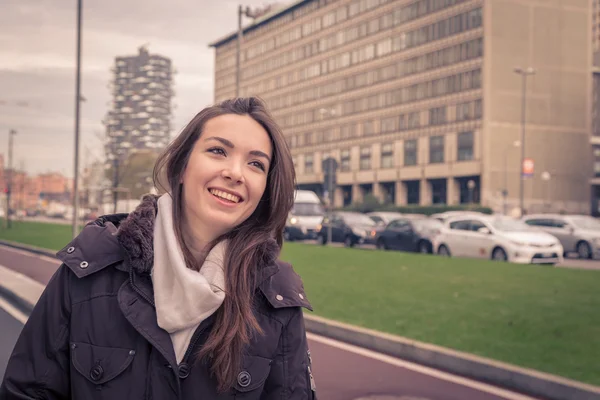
top-left (262, 307), bottom-right (317, 400)
top-left (0, 264), bottom-right (72, 399)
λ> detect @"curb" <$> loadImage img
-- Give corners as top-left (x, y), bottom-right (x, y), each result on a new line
top-left (1, 240), bottom-right (599, 400)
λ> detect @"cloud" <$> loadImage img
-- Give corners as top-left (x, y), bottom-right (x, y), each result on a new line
top-left (0, 0), bottom-right (274, 176)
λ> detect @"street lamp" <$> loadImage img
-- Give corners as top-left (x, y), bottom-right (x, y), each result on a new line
top-left (514, 66), bottom-right (536, 216)
top-left (503, 140), bottom-right (521, 215)
top-left (72, 0), bottom-right (83, 238)
top-left (541, 171), bottom-right (551, 210)
top-left (5, 129), bottom-right (17, 228)
top-left (467, 179), bottom-right (476, 204)
top-left (236, 4), bottom-right (273, 97)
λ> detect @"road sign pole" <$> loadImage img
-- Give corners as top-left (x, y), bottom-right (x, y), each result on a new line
top-left (327, 161), bottom-right (333, 245)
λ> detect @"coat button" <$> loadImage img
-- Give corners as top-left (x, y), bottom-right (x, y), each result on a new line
top-left (67, 246), bottom-right (75, 254)
top-left (90, 365), bottom-right (104, 381)
top-left (178, 363), bottom-right (190, 379)
top-left (129, 350), bottom-right (136, 356)
top-left (237, 371), bottom-right (251, 388)
top-left (80, 261), bottom-right (89, 269)
top-left (276, 294), bottom-right (283, 301)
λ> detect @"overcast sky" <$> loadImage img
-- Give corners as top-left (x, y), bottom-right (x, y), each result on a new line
top-left (0, 0), bottom-right (277, 177)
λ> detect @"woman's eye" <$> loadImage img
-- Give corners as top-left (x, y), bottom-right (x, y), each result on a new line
top-left (208, 147), bottom-right (226, 156)
top-left (250, 161), bottom-right (266, 171)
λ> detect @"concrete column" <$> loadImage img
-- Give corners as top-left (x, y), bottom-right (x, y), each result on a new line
top-left (420, 179), bottom-right (431, 206)
top-left (395, 181), bottom-right (407, 206)
top-left (334, 187), bottom-right (344, 208)
top-left (352, 184), bottom-right (364, 204)
top-left (372, 182), bottom-right (385, 203)
top-left (447, 177), bottom-right (459, 205)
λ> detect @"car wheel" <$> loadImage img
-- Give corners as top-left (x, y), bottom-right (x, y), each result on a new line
top-left (577, 241), bottom-right (592, 260)
top-left (376, 238), bottom-right (387, 250)
top-left (317, 235), bottom-right (327, 246)
top-left (344, 235), bottom-right (355, 248)
top-left (418, 240), bottom-right (430, 254)
top-left (492, 247), bottom-right (508, 262)
top-left (438, 244), bottom-right (451, 257)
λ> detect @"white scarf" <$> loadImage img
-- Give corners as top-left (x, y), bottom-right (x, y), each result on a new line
top-left (151, 194), bottom-right (226, 364)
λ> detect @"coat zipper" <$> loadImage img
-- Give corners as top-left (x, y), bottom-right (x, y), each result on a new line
top-left (129, 270), bottom-right (155, 307)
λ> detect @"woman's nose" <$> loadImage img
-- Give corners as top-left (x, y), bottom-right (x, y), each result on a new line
top-left (221, 163), bottom-right (245, 183)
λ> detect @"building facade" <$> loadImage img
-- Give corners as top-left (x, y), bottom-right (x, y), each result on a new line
top-left (211, 0), bottom-right (591, 214)
top-left (104, 46), bottom-right (174, 162)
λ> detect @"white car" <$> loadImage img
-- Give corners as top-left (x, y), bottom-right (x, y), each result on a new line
top-left (429, 210), bottom-right (484, 223)
top-left (436, 215), bottom-right (563, 265)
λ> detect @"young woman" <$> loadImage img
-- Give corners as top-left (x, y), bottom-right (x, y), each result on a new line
top-left (1, 97), bottom-right (317, 399)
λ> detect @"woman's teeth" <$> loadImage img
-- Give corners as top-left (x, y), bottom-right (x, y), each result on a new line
top-left (209, 189), bottom-right (240, 203)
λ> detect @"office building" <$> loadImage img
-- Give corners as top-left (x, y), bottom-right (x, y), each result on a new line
top-left (210, 0), bottom-right (591, 213)
top-left (104, 46), bottom-right (174, 162)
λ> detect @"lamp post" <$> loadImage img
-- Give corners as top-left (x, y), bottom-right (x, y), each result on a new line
top-left (514, 67), bottom-right (536, 217)
top-left (5, 129), bottom-right (17, 228)
top-left (541, 171), bottom-right (551, 210)
top-left (503, 140), bottom-right (521, 215)
top-left (72, 0), bottom-right (83, 239)
top-left (236, 4), bottom-right (273, 97)
top-left (467, 179), bottom-right (476, 205)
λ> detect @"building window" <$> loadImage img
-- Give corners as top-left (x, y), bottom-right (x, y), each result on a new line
top-left (305, 154), bottom-right (314, 173)
top-left (457, 132), bottom-right (474, 161)
top-left (360, 146), bottom-right (371, 170)
top-left (429, 106), bottom-right (447, 126)
top-left (341, 149), bottom-right (351, 172)
top-left (381, 143), bottom-right (394, 168)
top-left (594, 147), bottom-right (600, 177)
top-left (456, 102), bottom-right (472, 121)
top-left (474, 99), bottom-right (483, 119)
top-left (381, 116), bottom-right (397, 133)
top-left (404, 139), bottom-right (417, 166)
top-left (341, 125), bottom-right (356, 139)
top-left (408, 112), bottom-right (420, 129)
top-left (363, 120), bottom-right (376, 136)
top-left (429, 136), bottom-right (445, 164)
top-left (305, 132), bottom-right (313, 145)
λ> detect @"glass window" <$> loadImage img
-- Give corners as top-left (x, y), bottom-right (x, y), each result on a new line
top-left (341, 149), bottom-right (351, 172)
top-left (429, 135), bottom-right (445, 164)
top-left (404, 139), bottom-right (417, 166)
top-left (429, 106), bottom-right (447, 126)
top-left (305, 154), bottom-right (314, 173)
top-left (457, 131), bottom-right (474, 161)
top-left (363, 120), bottom-right (376, 135)
top-left (450, 220), bottom-right (470, 230)
top-left (360, 146), bottom-right (371, 170)
top-left (381, 142), bottom-right (394, 168)
top-left (381, 117), bottom-right (396, 133)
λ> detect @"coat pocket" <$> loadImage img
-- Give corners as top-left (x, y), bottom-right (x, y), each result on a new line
top-left (71, 342), bottom-right (136, 393)
top-left (232, 355), bottom-right (272, 397)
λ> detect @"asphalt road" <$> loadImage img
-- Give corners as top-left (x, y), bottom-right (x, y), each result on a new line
top-left (0, 245), bottom-right (538, 399)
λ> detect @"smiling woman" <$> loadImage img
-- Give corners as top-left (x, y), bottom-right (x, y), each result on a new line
top-left (1, 98), bottom-right (318, 400)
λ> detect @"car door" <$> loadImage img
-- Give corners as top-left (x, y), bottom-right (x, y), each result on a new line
top-left (464, 219), bottom-right (495, 259)
top-left (395, 220), bottom-right (415, 251)
top-left (548, 218), bottom-right (577, 252)
top-left (381, 220), bottom-right (400, 250)
top-left (331, 216), bottom-right (345, 242)
top-left (445, 219), bottom-right (470, 256)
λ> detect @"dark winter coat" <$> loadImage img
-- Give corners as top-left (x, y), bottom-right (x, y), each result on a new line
top-left (0, 195), bottom-right (316, 399)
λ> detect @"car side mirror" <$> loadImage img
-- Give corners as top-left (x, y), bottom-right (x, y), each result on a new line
top-left (477, 227), bottom-right (491, 235)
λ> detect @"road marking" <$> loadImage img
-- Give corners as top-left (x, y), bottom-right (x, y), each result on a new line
top-left (0, 297), bottom-right (28, 325)
top-left (0, 244), bottom-right (60, 265)
top-left (307, 333), bottom-right (538, 400)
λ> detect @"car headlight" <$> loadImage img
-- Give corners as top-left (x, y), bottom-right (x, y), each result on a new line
top-left (351, 227), bottom-right (366, 237)
top-left (290, 217), bottom-right (298, 225)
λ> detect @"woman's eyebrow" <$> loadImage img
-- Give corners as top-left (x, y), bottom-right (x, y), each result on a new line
top-left (205, 136), bottom-right (271, 162)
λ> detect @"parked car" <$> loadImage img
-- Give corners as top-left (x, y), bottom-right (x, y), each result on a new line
top-left (436, 215), bottom-right (563, 265)
top-left (367, 212), bottom-right (405, 226)
top-left (430, 210), bottom-right (484, 223)
top-left (284, 190), bottom-right (325, 241)
top-left (316, 212), bottom-right (378, 247)
top-left (522, 214), bottom-right (600, 259)
top-left (375, 216), bottom-right (442, 253)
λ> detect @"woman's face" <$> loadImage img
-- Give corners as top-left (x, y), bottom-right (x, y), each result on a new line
top-left (181, 114), bottom-right (273, 237)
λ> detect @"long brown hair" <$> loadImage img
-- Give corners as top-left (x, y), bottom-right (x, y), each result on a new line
top-left (153, 97), bottom-right (295, 392)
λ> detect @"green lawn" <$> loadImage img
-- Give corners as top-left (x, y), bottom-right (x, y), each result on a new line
top-left (1, 220), bottom-right (599, 385)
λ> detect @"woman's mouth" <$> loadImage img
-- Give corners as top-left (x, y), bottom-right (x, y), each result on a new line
top-left (209, 188), bottom-right (241, 203)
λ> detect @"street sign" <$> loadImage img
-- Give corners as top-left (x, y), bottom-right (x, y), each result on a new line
top-left (522, 158), bottom-right (534, 178)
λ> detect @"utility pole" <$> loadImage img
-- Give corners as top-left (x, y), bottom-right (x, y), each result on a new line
top-left (6, 129), bottom-right (17, 228)
top-left (514, 67), bottom-right (535, 217)
top-left (72, 0), bottom-right (83, 238)
top-left (236, 4), bottom-right (273, 97)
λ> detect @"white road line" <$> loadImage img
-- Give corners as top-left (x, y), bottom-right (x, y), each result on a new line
top-left (307, 333), bottom-right (538, 400)
top-left (0, 244), bottom-right (60, 265)
top-left (0, 297), bottom-right (28, 325)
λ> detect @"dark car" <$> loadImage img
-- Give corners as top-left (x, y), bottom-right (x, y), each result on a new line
top-left (316, 212), bottom-right (378, 247)
top-left (375, 217), bottom-right (443, 253)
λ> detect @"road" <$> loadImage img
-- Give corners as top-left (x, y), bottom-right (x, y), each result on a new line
top-left (0, 245), bottom-right (538, 399)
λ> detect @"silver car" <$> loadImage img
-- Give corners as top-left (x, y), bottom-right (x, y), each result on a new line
top-left (522, 214), bottom-right (600, 259)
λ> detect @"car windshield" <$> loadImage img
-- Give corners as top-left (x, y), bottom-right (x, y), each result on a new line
top-left (569, 216), bottom-right (600, 230)
top-left (413, 219), bottom-right (443, 230)
top-left (342, 213), bottom-right (377, 226)
top-left (291, 202), bottom-right (324, 216)
top-left (491, 218), bottom-right (530, 232)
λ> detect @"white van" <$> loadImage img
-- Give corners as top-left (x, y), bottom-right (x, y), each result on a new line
top-left (284, 190), bottom-right (325, 241)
